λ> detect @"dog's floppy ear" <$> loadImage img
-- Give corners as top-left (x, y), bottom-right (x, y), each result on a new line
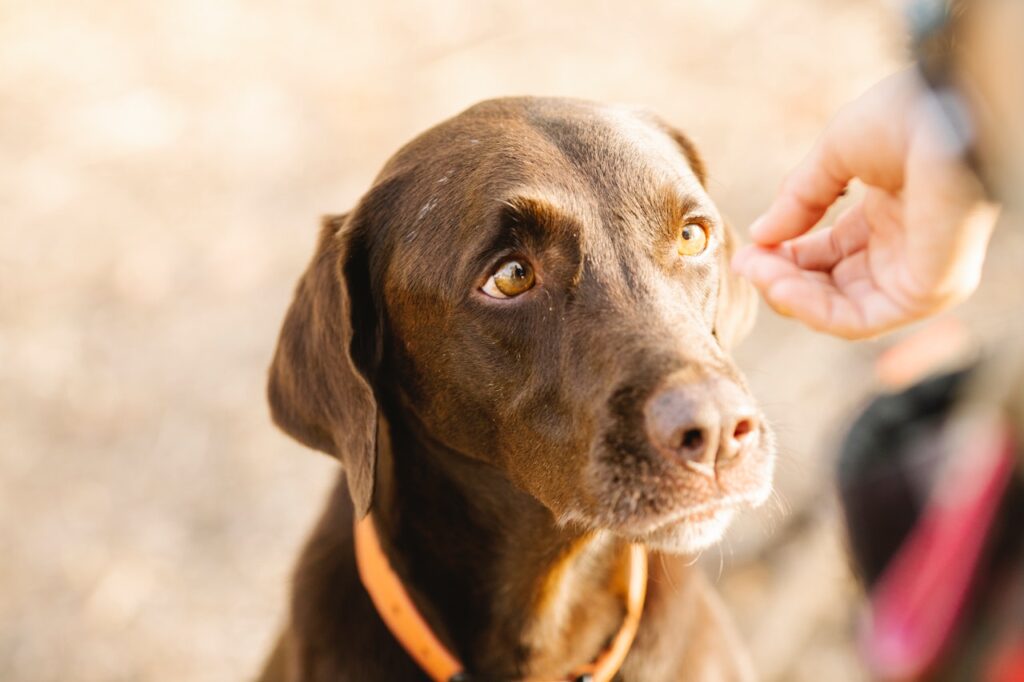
top-left (268, 214), bottom-right (379, 517)
top-left (714, 221), bottom-right (758, 349)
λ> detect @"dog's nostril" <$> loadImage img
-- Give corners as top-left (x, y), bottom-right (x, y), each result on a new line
top-left (720, 417), bottom-right (758, 463)
top-left (680, 428), bottom-right (705, 453)
top-left (733, 418), bottom-right (754, 441)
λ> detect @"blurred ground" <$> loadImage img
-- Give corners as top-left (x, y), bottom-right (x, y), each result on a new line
top-left (3, 1), bottom-right (1023, 681)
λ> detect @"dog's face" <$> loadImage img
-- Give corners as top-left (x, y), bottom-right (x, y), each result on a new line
top-left (269, 98), bottom-right (775, 554)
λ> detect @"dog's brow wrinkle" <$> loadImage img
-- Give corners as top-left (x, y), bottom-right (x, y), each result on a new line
top-left (665, 193), bottom-right (703, 222)
top-left (501, 195), bottom-right (584, 242)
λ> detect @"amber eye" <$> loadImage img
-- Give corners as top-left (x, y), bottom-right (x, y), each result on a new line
top-left (678, 223), bottom-right (709, 257)
top-left (482, 259), bottom-right (536, 299)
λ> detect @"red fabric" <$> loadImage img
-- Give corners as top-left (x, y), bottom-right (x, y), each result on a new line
top-left (865, 420), bottom-right (1015, 680)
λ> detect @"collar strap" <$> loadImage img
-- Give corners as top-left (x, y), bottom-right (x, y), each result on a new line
top-left (354, 513), bottom-right (648, 682)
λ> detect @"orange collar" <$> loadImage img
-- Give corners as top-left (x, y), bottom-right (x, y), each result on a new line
top-left (354, 513), bottom-right (648, 682)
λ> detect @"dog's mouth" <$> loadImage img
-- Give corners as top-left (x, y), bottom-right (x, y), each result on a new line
top-left (578, 424), bottom-right (777, 554)
top-left (627, 488), bottom-right (770, 553)
top-left (644, 507), bottom-right (739, 554)
top-left (671, 501), bottom-right (741, 525)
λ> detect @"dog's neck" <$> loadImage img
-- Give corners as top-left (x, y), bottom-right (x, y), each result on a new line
top-left (371, 412), bottom-right (632, 678)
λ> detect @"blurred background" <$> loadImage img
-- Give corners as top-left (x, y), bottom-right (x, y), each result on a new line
top-left (3, 1), bottom-right (1023, 680)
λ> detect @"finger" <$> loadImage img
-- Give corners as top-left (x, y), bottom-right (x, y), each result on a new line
top-left (751, 71), bottom-right (919, 247)
top-left (732, 245), bottom-right (833, 290)
top-left (730, 243), bottom-right (760, 274)
top-left (734, 246), bottom-right (892, 339)
top-left (733, 245), bottom-right (866, 333)
top-left (770, 262), bottom-right (923, 339)
top-left (831, 246), bottom-right (873, 291)
top-left (765, 276), bottom-right (872, 339)
top-left (749, 138), bottom-right (851, 246)
top-left (783, 202), bottom-right (871, 271)
top-left (781, 227), bottom-right (842, 271)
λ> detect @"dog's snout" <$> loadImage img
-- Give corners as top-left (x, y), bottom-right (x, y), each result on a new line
top-left (644, 377), bottom-right (760, 471)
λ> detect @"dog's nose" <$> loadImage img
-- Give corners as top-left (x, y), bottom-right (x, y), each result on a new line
top-left (644, 378), bottom-right (760, 470)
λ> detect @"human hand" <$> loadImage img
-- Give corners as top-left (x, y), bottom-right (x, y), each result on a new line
top-left (732, 71), bottom-right (999, 339)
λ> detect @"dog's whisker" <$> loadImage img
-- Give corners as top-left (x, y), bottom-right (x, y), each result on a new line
top-left (658, 552), bottom-right (681, 595)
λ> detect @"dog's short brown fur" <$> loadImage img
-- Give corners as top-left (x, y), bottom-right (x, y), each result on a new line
top-left (260, 97), bottom-right (775, 681)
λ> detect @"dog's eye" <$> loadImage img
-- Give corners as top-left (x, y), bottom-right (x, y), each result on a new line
top-left (482, 259), bottom-right (536, 299)
top-left (678, 223), bottom-right (709, 257)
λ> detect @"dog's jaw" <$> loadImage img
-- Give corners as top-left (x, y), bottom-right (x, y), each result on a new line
top-left (644, 508), bottom-right (737, 554)
top-left (559, 446), bottom-right (776, 556)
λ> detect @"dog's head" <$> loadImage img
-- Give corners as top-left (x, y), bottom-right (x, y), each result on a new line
top-left (269, 97), bottom-right (775, 553)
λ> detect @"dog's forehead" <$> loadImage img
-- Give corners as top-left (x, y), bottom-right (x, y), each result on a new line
top-left (377, 98), bottom-right (715, 293)
top-left (522, 101), bottom-right (704, 194)
top-left (454, 98), bottom-right (704, 199)
top-left (382, 98), bottom-right (705, 205)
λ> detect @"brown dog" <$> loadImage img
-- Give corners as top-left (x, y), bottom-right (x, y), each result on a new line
top-left (259, 97), bottom-right (775, 681)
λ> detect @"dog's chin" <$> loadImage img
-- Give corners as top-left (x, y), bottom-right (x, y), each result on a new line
top-left (639, 507), bottom-right (737, 555)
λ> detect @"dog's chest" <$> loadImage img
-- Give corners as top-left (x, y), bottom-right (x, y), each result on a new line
top-left (520, 537), bottom-right (629, 678)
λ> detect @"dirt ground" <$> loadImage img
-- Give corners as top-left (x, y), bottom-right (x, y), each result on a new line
top-left (4, 1), bottom-right (1023, 680)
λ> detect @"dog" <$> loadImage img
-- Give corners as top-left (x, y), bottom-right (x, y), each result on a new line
top-left (258, 97), bottom-right (775, 681)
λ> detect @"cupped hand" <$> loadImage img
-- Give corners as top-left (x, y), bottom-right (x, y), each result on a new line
top-left (732, 71), bottom-right (999, 339)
